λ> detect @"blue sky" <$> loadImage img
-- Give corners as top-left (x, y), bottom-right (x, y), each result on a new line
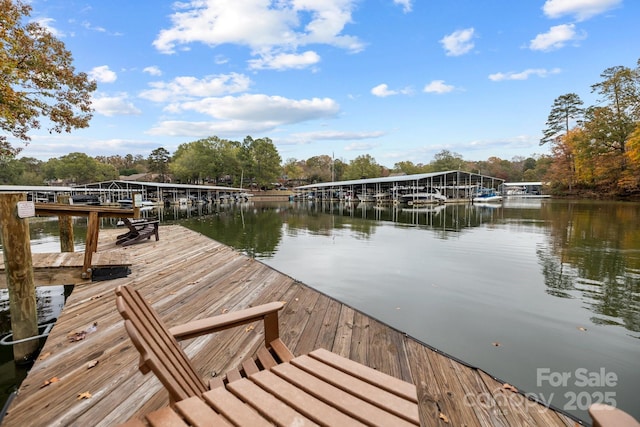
top-left (17, 0), bottom-right (639, 166)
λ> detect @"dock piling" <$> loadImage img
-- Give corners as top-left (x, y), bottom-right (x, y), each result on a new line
top-left (0, 193), bottom-right (39, 362)
top-left (56, 194), bottom-right (74, 253)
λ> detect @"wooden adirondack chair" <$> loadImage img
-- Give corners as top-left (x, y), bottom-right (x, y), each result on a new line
top-left (116, 218), bottom-right (159, 246)
top-left (115, 285), bottom-right (420, 426)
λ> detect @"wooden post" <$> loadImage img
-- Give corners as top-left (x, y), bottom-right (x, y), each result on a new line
top-left (56, 194), bottom-right (74, 252)
top-left (132, 192), bottom-right (141, 219)
top-left (82, 211), bottom-right (100, 279)
top-left (0, 193), bottom-right (39, 362)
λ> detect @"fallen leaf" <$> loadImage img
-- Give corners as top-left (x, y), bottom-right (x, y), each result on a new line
top-left (492, 342), bottom-right (501, 347)
top-left (245, 325), bottom-right (255, 332)
top-left (77, 391), bottom-right (92, 400)
top-left (503, 383), bottom-right (518, 393)
top-left (439, 412), bottom-right (450, 423)
top-left (40, 377), bottom-right (59, 388)
top-left (87, 360), bottom-right (99, 369)
top-left (38, 352), bottom-right (51, 360)
top-left (68, 331), bottom-right (86, 342)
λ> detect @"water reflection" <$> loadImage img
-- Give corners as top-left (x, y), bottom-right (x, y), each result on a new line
top-left (537, 201), bottom-right (640, 333)
top-left (177, 200), bottom-right (640, 339)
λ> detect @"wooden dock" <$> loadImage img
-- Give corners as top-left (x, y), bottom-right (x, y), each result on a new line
top-left (1, 225), bottom-right (579, 426)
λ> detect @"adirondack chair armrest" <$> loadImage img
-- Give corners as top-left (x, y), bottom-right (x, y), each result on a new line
top-left (589, 403), bottom-right (640, 427)
top-left (168, 301), bottom-right (285, 345)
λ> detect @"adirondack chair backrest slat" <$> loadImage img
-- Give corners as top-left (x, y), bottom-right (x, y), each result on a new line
top-left (115, 285), bottom-right (207, 401)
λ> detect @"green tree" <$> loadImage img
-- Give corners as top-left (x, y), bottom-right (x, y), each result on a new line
top-left (283, 158), bottom-right (305, 183)
top-left (147, 147), bottom-right (171, 182)
top-left (0, 0), bottom-right (96, 155)
top-left (170, 138), bottom-right (222, 183)
top-left (305, 155), bottom-right (333, 182)
top-left (586, 63), bottom-right (640, 162)
top-left (46, 152), bottom-right (117, 184)
top-left (393, 161), bottom-right (430, 175)
top-left (344, 154), bottom-right (380, 180)
top-left (240, 136), bottom-right (282, 188)
top-left (540, 93), bottom-right (584, 146)
top-left (430, 150), bottom-right (464, 171)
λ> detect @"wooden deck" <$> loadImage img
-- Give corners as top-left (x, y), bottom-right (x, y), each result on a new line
top-left (2, 225), bottom-right (579, 426)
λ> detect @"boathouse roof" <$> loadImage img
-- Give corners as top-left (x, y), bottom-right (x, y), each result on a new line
top-left (294, 170), bottom-right (504, 189)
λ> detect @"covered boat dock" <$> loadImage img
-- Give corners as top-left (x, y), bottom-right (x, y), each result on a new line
top-left (295, 170), bottom-right (505, 203)
top-left (0, 181), bottom-right (246, 206)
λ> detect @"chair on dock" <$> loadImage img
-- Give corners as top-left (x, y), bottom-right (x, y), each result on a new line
top-left (116, 218), bottom-right (159, 246)
top-left (114, 285), bottom-right (420, 426)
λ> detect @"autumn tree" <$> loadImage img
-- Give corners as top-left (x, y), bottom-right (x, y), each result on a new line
top-left (0, 0), bottom-right (96, 155)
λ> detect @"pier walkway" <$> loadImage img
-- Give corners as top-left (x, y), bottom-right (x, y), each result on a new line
top-left (2, 226), bottom-right (577, 426)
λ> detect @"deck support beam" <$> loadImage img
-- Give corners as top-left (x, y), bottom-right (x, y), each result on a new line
top-left (0, 193), bottom-right (39, 362)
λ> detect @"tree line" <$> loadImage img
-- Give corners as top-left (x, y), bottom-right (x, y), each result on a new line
top-left (540, 59), bottom-right (640, 197)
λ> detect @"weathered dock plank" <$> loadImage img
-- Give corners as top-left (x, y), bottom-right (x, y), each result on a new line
top-left (1, 225), bottom-right (578, 426)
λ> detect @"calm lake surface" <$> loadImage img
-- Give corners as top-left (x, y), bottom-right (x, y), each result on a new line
top-left (176, 199), bottom-right (640, 423)
top-left (1, 199), bottom-right (639, 423)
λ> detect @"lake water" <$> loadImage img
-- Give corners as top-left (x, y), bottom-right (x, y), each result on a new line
top-left (178, 199), bottom-right (640, 423)
top-left (1, 199), bottom-right (638, 423)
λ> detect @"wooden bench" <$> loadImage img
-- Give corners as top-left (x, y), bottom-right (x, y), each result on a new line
top-left (116, 218), bottom-right (159, 246)
top-left (115, 285), bottom-right (420, 426)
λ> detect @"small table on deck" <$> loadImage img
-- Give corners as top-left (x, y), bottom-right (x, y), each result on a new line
top-left (35, 203), bottom-right (139, 278)
top-left (119, 349), bottom-right (420, 427)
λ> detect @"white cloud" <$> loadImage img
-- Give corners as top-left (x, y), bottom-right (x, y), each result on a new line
top-left (371, 84), bottom-right (397, 97)
top-left (248, 51), bottom-right (321, 70)
top-left (33, 18), bottom-right (65, 37)
top-left (394, 0), bottom-right (413, 13)
top-left (344, 142), bottom-right (377, 151)
top-left (92, 93), bottom-right (141, 116)
top-left (423, 80), bottom-right (454, 94)
top-left (530, 24), bottom-right (584, 51)
top-left (291, 130), bottom-right (386, 141)
top-left (371, 84), bottom-right (412, 97)
top-left (82, 21), bottom-right (106, 33)
top-left (542, 0), bottom-right (621, 21)
top-left (139, 73), bottom-right (251, 103)
top-left (153, 0), bottom-right (364, 70)
top-left (488, 68), bottom-right (561, 81)
top-left (89, 65), bottom-right (117, 83)
top-left (147, 94), bottom-right (340, 137)
top-left (440, 28), bottom-right (475, 56)
top-left (174, 94), bottom-right (339, 122)
top-left (143, 66), bottom-right (162, 76)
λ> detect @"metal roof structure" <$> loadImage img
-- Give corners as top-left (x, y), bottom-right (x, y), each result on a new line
top-left (295, 170), bottom-right (504, 190)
